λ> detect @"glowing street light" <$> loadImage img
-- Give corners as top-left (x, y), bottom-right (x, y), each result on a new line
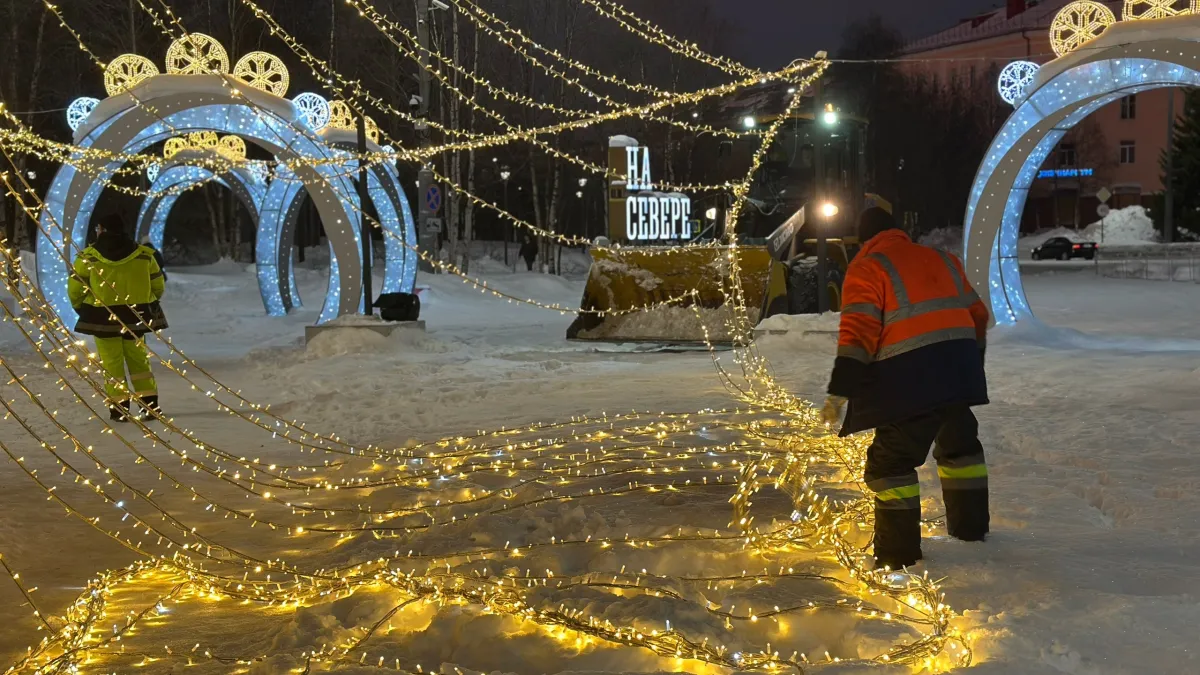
top-left (820, 202), bottom-right (839, 219)
top-left (705, 207), bottom-right (718, 221)
top-left (742, 115), bottom-right (757, 129)
top-left (822, 103), bottom-right (838, 126)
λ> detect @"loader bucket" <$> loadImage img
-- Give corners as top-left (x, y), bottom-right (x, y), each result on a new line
top-left (566, 246), bottom-right (786, 345)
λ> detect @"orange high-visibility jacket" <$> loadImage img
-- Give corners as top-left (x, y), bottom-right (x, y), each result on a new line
top-left (828, 229), bottom-right (989, 435)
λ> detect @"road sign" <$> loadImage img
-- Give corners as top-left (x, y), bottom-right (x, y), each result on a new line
top-left (1096, 187), bottom-right (1112, 204)
top-left (1097, 204), bottom-right (1111, 218)
top-left (425, 217), bottom-right (443, 234)
top-left (425, 185), bottom-right (443, 214)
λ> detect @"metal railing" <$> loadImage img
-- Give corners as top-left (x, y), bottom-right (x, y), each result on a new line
top-left (1095, 243), bottom-right (1200, 283)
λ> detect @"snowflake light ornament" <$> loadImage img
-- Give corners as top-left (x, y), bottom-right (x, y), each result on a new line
top-left (328, 100), bottom-right (355, 131)
top-left (1050, 1), bottom-right (1118, 57)
top-left (165, 33), bottom-right (230, 75)
top-left (1123, 0), bottom-right (1200, 20)
top-left (103, 55), bottom-right (159, 96)
top-left (66, 97), bottom-right (100, 132)
top-left (233, 52), bottom-right (290, 97)
top-left (998, 61), bottom-right (1040, 106)
top-left (292, 93), bottom-right (331, 131)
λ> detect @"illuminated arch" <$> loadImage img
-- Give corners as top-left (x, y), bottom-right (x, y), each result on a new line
top-left (964, 18), bottom-right (1200, 325)
top-left (135, 154), bottom-right (266, 251)
top-left (320, 129), bottom-right (418, 297)
top-left (38, 74), bottom-right (365, 326)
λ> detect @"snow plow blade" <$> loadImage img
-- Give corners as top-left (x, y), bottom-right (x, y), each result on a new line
top-left (566, 246), bottom-right (787, 346)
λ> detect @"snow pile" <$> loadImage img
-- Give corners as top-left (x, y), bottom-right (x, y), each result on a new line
top-left (755, 311), bottom-right (840, 333)
top-left (305, 326), bottom-right (392, 357)
top-left (1082, 205), bottom-right (1158, 244)
top-left (592, 257), bottom-right (663, 292)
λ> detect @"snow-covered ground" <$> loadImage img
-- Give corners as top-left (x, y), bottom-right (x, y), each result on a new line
top-left (3, 261), bottom-right (1200, 673)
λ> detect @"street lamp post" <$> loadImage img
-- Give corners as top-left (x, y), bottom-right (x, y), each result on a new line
top-left (578, 177), bottom-right (588, 238)
top-left (814, 78), bottom-right (839, 314)
top-left (500, 166), bottom-right (511, 266)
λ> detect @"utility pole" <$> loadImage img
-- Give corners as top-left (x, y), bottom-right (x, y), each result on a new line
top-left (1166, 88), bottom-right (1177, 244)
top-left (415, 0), bottom-right (437, 272)
top-left (814, 77), bottom-right (829, 314)
top-left (357, 113), bottom-right (374, 315)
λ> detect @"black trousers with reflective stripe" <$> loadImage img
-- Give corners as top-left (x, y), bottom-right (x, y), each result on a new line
top-left (866, 404), bottom-right (989, 567)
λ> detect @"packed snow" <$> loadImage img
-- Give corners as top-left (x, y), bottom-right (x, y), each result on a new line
top-left (3, 258), bottom-right (1200, 672)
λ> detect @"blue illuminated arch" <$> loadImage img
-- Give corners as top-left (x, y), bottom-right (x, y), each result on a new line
top-left (37, 75), bottom-right (365, 326)
top-left (136, 156), bottom-right (265, 249)
top-left (964, 20), bottom-right (1200, 325)
top-left (320, 130), bottom-right (419, 297)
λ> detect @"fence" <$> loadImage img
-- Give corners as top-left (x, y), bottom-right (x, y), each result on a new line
top-left (1095, 243), bottom-right (1200, 283)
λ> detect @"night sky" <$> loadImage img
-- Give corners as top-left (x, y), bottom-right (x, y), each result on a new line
top-left (713, 0), bottom-right (1006, 67)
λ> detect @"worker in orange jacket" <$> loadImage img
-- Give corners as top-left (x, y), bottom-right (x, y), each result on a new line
top-left (822, 207), bottom-right (990, 570)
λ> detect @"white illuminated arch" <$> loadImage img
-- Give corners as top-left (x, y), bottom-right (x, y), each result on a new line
top-left (38, 74), bottom-right (364, 327)
top-left (964, 17), bottom-right (1200, 325)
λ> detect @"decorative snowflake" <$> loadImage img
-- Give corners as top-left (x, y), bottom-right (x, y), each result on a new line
top-left (1122, 0), bottom-right (1200, 21)
top-left (293, 92), bottom-right (331, 131)
top-left (233, 52), bottom-right (290, 97)
top-left (66, 97), bottom-right (100, 132)
top-left (998, 61), bottom-right (1040, 105)
top-left (1050, 1), bottom-right (1118, 57)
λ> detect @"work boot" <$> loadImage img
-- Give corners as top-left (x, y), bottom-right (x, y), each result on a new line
top-left (109, 400), bottom-right (131, 423)
top-left (943, 489), bottom-right (990, 542)
top-left (138, 395), bottom-right (163, 421)
top-left (873, 507), bottom-right (923, 570)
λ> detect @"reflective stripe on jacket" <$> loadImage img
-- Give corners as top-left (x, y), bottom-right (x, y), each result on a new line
top-left (828, 230), bottom-right (989, 435)
top-left (69, 242), bottom-right (168, 338)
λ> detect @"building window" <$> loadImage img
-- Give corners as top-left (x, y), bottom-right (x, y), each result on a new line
top-left (1120, 94), bottom-right (1137, 120)
top-left (1058, 143), bottom-right (1077, 167)
top-left (1120, 140), bottom-right (1136, 164)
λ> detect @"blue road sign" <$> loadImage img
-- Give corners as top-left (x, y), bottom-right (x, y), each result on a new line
top-left (425, 185), bottom-right (442, 214)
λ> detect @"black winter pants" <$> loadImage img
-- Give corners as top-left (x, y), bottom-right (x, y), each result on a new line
top-left (865, 404), bottom-right (989, 569)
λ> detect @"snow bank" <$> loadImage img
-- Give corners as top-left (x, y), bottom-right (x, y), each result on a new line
top-left (755, 312), bottom-right (840, 333)
top-left (305, 326), bottom-right (393, 357)
top-left (1021, 206), bottom-right (1159, 250)
top-left (1084, 205), bottom-right (1158, 244)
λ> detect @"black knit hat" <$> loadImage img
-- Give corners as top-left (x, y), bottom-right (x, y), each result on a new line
top-left (858, 207), bottom-right (897, 242)
top-left (96, 213), bottom-right (128, 236)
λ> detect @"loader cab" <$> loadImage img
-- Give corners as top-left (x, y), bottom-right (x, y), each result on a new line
top-left (743, 108), bottom-right (870, 242)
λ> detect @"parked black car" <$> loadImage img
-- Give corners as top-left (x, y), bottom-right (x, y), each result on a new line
top-left (1032, 237), bottom-right (1097, 261)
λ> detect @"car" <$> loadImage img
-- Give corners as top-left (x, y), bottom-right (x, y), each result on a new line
top-left (1032, 237), bottom-right (1097, 261)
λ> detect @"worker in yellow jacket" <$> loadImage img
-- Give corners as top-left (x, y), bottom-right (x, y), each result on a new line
top-left (68, 214), bottom-right (168, 422)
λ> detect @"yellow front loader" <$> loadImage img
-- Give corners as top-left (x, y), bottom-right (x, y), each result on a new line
top-left (566, 246), bottom-right (785, 346)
